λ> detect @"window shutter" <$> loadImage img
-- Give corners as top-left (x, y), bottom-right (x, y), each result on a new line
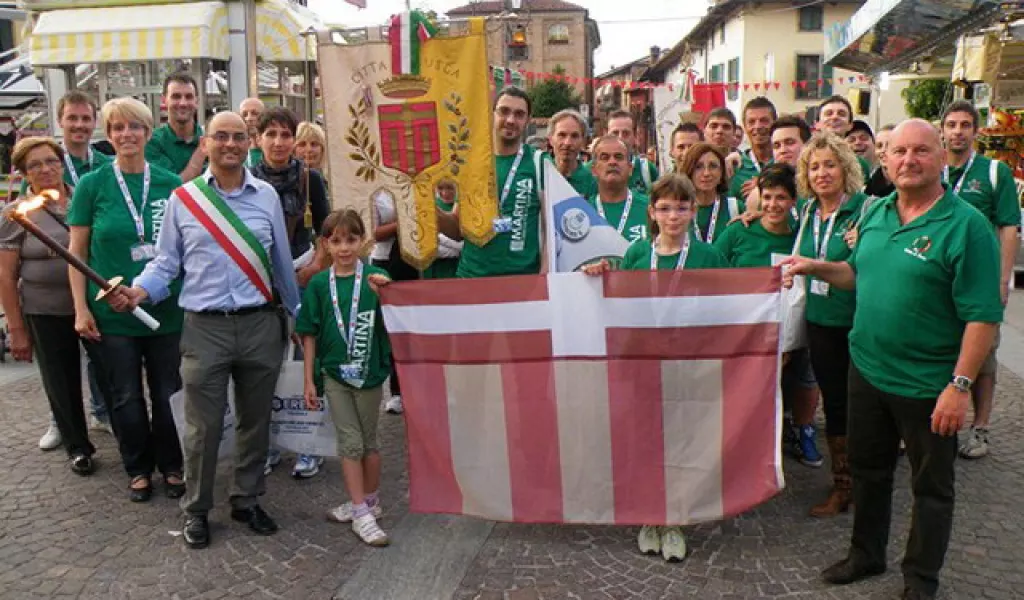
top-left (823, 63), bottom-right (834, 97)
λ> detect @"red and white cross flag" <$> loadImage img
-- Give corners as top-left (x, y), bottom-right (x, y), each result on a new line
top-left (379, 269), bottom-right (784, 525)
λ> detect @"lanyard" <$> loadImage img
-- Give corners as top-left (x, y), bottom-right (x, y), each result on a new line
top-left (811, 196), bottom-right (848, 260)
top-left (499, 146), bottom-right (525, 209)
top-left (692, 198), bottom-right (722, 243)
top-left (114, 162), bottom-right (151, 244)
top-left (63, 146), bottom-right (93, 186)
top-left (944, 152), bottom-right (975, 195)
top-left (650, 233), bottom-right (691, 270)
top-left (595, 190), bottom-right (633, 236)
top-left (329, 261), bottom-right (364, 357)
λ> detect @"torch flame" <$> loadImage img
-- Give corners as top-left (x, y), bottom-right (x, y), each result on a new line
top-left (15, 190), bottom-right (58, 216)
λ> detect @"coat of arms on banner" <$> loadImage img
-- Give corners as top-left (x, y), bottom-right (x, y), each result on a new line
top-left (318, 12), bottom-right (497, 269)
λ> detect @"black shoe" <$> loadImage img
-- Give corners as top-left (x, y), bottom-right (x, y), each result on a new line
top-left (183, 515), bottom-right (210, 549)
top-left (69, 454), bottom-right (94, 476)
top-left (230, 505), bottom-right (278, 536)
top-left (164, 473), bottom-right (186, 499)
top-left (901, 586), bottom-right (935, 600)
top-left (128, 475), bottom-right (152, 503)
top-left (822, 556), bottom-right (886, 585)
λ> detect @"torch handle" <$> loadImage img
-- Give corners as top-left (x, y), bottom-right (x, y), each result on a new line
top-left (130, 306), bottom-right (161, 331)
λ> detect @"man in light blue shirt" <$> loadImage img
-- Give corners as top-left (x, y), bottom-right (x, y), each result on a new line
top-left (124, 111), bottom-right (299, 550)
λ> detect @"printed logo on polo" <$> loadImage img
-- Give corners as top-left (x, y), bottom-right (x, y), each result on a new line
top-left (628, 224), bottom-right (647, 242)
top-left (151, 197), bottom-right (168, 241)
top-left (964, 179), bottom-right (983, 194)
top-left (510, 178), bottom-right (533, 251)
top-left (904, 235), bottom-right (932, 262)
top-left (348, 309), bottom-right (375, 366)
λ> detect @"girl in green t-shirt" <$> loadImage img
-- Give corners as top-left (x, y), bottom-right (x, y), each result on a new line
top-left (583, 172), bottom-right (727, 563)
top-left (423, 178), bottom-right (462, 279)
top-left (296, 209), bottom-right (392, 548)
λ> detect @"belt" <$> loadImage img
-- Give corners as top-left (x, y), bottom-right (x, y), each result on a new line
top-left (193, 304), bottom-right (273, 317)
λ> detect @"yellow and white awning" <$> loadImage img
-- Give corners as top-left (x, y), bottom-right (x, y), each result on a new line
top-left (28, 0), bottom-right (229, 66)
top-left (256, 0), bottom-right (325, 62)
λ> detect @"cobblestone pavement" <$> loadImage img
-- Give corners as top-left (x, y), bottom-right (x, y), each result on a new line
top-left (2, 358), bottom-right (1023, 600)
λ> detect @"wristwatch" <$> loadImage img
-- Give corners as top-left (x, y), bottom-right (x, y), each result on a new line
top-left (951, 375), bottom-right (973, 393)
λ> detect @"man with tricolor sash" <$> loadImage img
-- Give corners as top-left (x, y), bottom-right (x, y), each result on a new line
top-left (125, 112), bottom-right (300, 550)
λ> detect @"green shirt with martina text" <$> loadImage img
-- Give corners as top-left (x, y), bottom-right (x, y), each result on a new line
top-left (586, 191), bottom-right (650, 244)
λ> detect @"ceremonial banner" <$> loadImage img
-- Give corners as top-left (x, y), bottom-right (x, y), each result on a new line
top-left (318, 13), bottom-right (497, 269)
top-left (380, 270), bottom-right (784, 525)
top-left (652, 85), bottom-right (692, 175)
top-left (544, 166), bottom-right (630, 272)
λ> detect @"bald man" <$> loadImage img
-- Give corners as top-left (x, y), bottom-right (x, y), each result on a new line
top-left (127, 111), bottom-right (300, 549)
top-left (784, 119), bottom-right (1002, 600)
top-left (239, 97), bottom-right (265, 167)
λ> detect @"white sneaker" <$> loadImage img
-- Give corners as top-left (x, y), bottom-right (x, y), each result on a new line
top-left (385, 395), bottom-right (403, 414)
top-left (959, 427), bottom-right (989, 459)
top-left (660, 526), bottom-right (687, 562)
top-left (351, 513), bottom-right (389, 546)
top-left (326, 501), bottom-right (383, 523)
top-left (264, 448), bottom-right (282, 475)
top-left (637, 525), bottom-right (661, 555)
top-left (88, 415), bottom-right (113, 435)
top-left (39, 423), bottom-right (61, 451)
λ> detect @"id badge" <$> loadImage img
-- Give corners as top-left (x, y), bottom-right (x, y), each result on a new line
top-left (338, 364), bottom-right (361, 380)
top-left (130, 243), bottom-right (156, 262)
top-left (492, 217), bottom-right (513, 233)
top-left (810, 279), bottom-right (830, 297)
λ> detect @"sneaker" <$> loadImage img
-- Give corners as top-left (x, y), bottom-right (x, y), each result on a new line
top-left (39, 423), bottom-right (61, 451)
top-left (351, 513), bottom-right (389, 546)
top-left (88, 414), bottom-right (113, 435)
top-left (798, 424), bottom-right (824, 468)
top-left (959, 427), bottom-right (989, 459)
top-left (660, 526), bottom-right (687, 562)
top-left (263, 448), bottom-right (282, 475)
top-left (385, 395), bottom-right (403, 415)
top-left (292, 455), bottom-right (325, 479)
top-left (637, 525), bottom-right (661, 555)
top-left (326, 501), bottom-right (383, 523)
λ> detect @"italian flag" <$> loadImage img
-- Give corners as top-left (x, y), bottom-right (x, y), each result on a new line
top-left (388, 11), bottom-right (439, 76)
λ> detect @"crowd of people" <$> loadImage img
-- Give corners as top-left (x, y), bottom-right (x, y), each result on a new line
top-left (0, 73), bottom-right (1016, 600)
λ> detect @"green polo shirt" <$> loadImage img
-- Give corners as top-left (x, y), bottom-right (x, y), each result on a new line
top-left (586, 191), bottom-right (650, 243)
top-left (246, 147), bottom-right (264, 169)
top-left (848, 189), bottom-right (1003, 399)
top-left (20, 149), bottom-right (112, 195)
top-left (295, 266), bottom-right (392, 389)
top-left (713, 219), bottom-right (796, 267)
top-left (693, 196), bottom-right (745, 244)
top-left (457, 144), bottom-right (545, 278)
top-left (628, 156), bottom-right (659, 195)
top-left (795, 192), bottom-right (869, 328)
top-left (66, 163), bottom-right (184, 337)
top-left (857, 155), bottom-right (871, 183)
top-left (620, 238), bottom-right (729, 270)
top-left (567, 161), bottom-right (597, 199)
top-left (728, 151), bottom-right (771, 199)
top-left (947, 154), bottom-right (1020, 229)
top-left (145, 122), bottom-right (203, 175)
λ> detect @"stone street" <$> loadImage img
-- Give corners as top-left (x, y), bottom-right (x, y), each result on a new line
top-left (2, 295), bottom-right (1024, 600)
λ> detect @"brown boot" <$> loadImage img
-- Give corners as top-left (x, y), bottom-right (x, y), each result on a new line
top-left (810, 436), bottom-right (851, 517)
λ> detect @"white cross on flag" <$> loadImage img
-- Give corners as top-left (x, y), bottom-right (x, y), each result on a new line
top-left (379, 269), bottom-right (785, 525)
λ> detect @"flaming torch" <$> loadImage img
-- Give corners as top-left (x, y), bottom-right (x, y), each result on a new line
top-left (9, 191), bottom-right (161, 331)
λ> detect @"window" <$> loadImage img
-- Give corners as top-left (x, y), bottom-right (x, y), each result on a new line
top-left (710, 63), bottom-right (724, 83)
top-left (508, 45), bottom-right (530, 61)
top-left (727, 58), bottom-right (740, 101)
top-left (548, 24), bottom-right (570, 44)
top-left (798, 6), bottom-right (824, 32)
top-left (796, 54), bottom-right (834, 100)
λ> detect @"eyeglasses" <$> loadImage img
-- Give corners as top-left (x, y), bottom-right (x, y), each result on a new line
top-left (211, 132), bottom-right (249, 144)
top-left (109, 122), bottom-right (147, 134)
top-left (25, 157), bottom-right (62, 172)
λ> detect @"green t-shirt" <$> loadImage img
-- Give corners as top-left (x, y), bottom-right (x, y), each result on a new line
top-left (628, 156), bottom-right (659, 195)
top-left (66, 163), bottom-right (184, 336)
top-left (692, 196), bottom-right (746, 244)
top-left (713, 219), bottom-right (796, 267)
top-left (567, 161), bottom-right (597, 199)
top-left (457, 145), bottom-right (545, 278)
top-left (728, 151), bottom-right (771, 199)
top-left (848, 190), bottom-right (1004, 399)
top-left (587, 191), bottom-right (650, 243)
top-left (20, 149), bottom-right (113, 195)
top-left (947, 154), bottom-right (1021, 229)
top-left (145, 122), bottom-right (203, 175)
top-left (424, 196), bottom-right (460, 280)
top-left (857, 155), bottom-right (871, 183)
top-left (795, 192), bottom-right (869, 328)
top-left (620, 237), bottom-right (729, 270)
top-left (246, 147), bottom-right (264, 169)
top-left (295, 265), bottom-right (392, 389)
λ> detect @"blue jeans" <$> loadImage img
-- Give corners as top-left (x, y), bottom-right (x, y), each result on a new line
top-left (86, 358), bottom-right (109, 421)
top-left (97, 332), bottom-right (184, 478)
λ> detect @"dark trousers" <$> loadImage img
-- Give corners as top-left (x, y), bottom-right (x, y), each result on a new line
top-left (24, 314), bottom-right (102, 458)
top-left (373, 256), bottom-right (418, 396)
top-left (847, 364), bottom-right (957, 596)
top-left (97, 333), bottom-right (184, 478)
top-left (807, 322), bottom-right (852, 436)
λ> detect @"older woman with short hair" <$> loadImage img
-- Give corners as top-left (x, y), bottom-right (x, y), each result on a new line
top-left (0, 137), bottom-right (111, 474)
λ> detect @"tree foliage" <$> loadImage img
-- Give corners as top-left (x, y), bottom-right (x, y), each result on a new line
top-left (901, 79), bottom-right (953, 121)
top-left (527, 65), bottom-right (583, 119)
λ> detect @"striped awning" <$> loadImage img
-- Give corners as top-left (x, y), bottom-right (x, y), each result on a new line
top-left (256, 0), bottom-right (325, 62)
top-left (28, 1), bottom-right (230, 66)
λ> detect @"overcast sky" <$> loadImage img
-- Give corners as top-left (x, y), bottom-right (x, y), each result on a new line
top-left (307, 0), bottom-right (709, 74)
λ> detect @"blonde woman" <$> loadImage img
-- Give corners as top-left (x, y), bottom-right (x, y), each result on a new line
top-left (294, 121), bottom-right (326, 172)
top-left (794, 132), bottom-right (868, 517)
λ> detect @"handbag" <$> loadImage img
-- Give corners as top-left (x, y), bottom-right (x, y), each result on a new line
top-left (775, 203), bottom-right (811, 353)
